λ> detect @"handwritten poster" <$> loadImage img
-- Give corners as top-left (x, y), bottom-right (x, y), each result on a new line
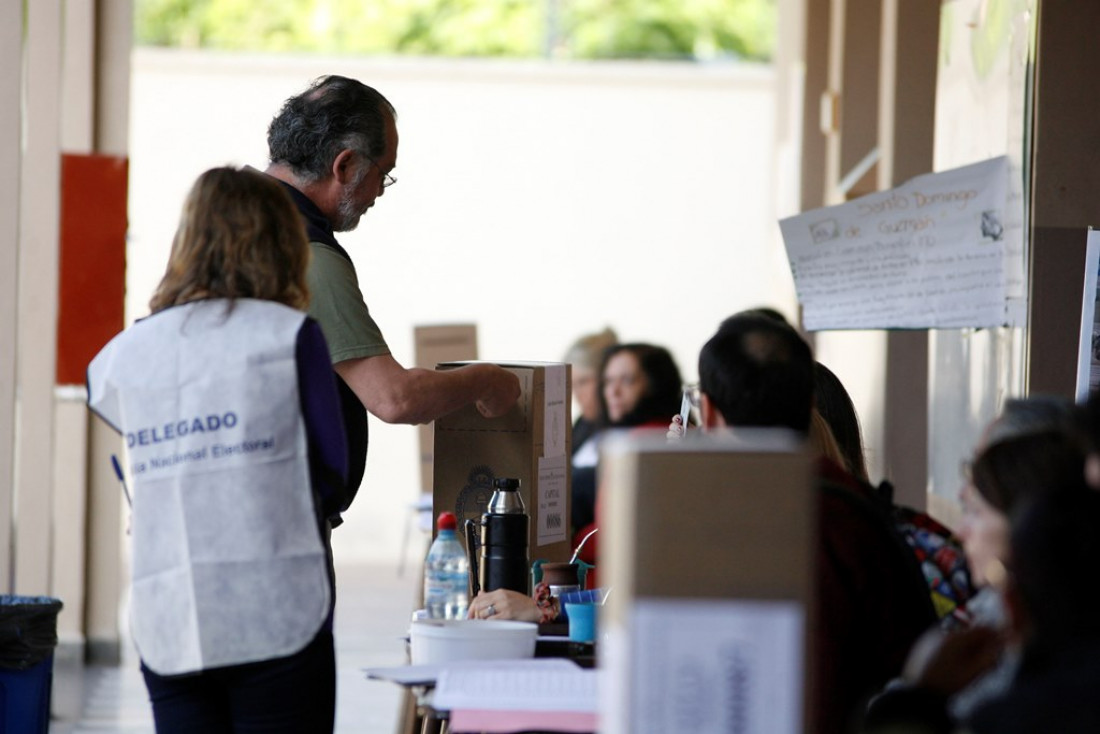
top-left (779, 156), bottom-right (1014, 330)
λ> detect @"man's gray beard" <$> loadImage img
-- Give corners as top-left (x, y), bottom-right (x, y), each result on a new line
top-left (334, 172), bottom-right (369, 232)
top-left (335, 189), bottom-right (365, 232)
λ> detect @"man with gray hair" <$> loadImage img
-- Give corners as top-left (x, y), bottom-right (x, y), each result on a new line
top-left (265, 76), bottom-right (520, 515)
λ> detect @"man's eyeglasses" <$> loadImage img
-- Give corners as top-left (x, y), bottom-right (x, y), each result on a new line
top-left (364, 155), bottom-right (397, 188)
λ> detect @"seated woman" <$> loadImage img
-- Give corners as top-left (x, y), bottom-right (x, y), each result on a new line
top-left (864, 471), bottom-right (1100, 734)
top-left (572, 342), bottom-right (683, 535)
top-left (571, 343), bottom-right (683, 587)
top-left (813, 361), bottom-right (870, 481)
top-left (863, 396), bottom-right (1083, 730)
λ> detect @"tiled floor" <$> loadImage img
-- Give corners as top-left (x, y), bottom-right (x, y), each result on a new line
top-left (49, 561), bottom-right (421, 734)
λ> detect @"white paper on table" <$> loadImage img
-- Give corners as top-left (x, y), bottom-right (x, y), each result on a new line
top-left (628, 598), bottom-right (804, 734)
top-left (433, 659), bottom-right (597, 713)
top-left (544, 364), bottom-right (568, 458)
top-left (363, 658), bottom-right (580, 688)
top-left (536, 454), bottom-right (568, 547)
top-left (1076, 229), bottom-right (1100, 402)
top-left (779, 156), bottom-right (1014, 330)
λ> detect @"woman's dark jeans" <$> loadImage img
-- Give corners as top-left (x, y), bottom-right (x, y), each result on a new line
top-left (141, 629), bottom-right (335, 734)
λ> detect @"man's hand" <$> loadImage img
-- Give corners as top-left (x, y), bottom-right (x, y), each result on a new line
top-left (474, 365), bottom-right (521, 418)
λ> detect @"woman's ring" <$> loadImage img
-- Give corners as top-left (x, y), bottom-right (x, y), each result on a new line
top-left (486, 603), bottom-right (497, 617)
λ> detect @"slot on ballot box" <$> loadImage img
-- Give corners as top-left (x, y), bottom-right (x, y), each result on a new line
top-left (599, 430), bottom-right (813, 734)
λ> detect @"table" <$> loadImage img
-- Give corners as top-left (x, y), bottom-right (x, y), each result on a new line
top-left (389, 626), bottom-right (596, 734)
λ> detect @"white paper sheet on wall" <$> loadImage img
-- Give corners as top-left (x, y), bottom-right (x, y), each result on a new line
top-left (780, 156), bottom-right (1015, 330)
top-left (628, 598), bottom-right (804, 734)
top-left (1075, 229), bottom-right (1100, 402)
top-left (536, 454), bottom-right (568, 547)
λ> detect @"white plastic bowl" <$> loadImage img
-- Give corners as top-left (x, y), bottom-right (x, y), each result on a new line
top-left (409, 619), bottom-right (538, 665)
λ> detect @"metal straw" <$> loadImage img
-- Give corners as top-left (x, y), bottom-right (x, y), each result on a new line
top-left (569, 527), bottom-right (599, 565)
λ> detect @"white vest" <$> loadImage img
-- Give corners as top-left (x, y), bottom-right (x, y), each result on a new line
top-left (87, 299), bottom-right (332, 675)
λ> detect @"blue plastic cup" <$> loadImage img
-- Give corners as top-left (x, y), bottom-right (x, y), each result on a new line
top-left (564, 602), bottom-right (597, 643)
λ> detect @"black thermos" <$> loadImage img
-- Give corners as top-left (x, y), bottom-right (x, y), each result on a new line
top-left (478, 477), bottom-right (529, 594)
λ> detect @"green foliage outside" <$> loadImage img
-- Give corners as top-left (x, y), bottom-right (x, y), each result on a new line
top-left (134, 0), bottom-right (776, 62)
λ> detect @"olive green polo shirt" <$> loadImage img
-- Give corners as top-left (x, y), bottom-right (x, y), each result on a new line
top-left (306, 242), bottom-right (390, 364)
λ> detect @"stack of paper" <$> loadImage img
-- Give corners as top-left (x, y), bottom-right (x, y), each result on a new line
top-left (432, 659), bottom-right (598, 733)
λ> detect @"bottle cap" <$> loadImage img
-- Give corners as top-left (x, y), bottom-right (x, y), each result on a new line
top-left (437, 511), bottom-right (457, 531)
top-left (494, 477), bottom-right (520, 491)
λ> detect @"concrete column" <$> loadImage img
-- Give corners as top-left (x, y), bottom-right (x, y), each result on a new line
top-left (877, 0), bottom-right (939, 510)
top-left (51, 391), bottom-right (90, 666)
top-left (51, 0), bottom-right (99, 662)
top-left (83, 0), bottom-right (133, 664)
top-left (0, 0), bottom-right (23, 593)
top-left (96, 0), bottom-right (133, 156)
top-left (1028, 1), bottom-right (1100, 396)
top-left (814, 0), bottom-right (891, 487)
top-left (773, 0), bottom-right (808, 313)
top-left (63, 0), bottom-right (97, 152)
top-left (799, 0), bottom-right (829, 213)
top-left (15, 0), bottom-right (63, 595)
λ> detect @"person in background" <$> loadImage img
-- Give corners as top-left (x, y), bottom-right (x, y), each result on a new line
top-left (564, 328), bottom-right (618, 539)
top-left (863, 476), bottom-right (1100, 734)
top-left (598, 343), bottom-right (684, 428)
top-left (87, 167), bottom-right (346, 732)
top-left (563, 327), bottom-right (618, 455)
top-left (808, 406), bottom-right (852, 469)
top-left (862, 396), bottom-right (1082, 732)
top-left (814, 361), bottom-right (870, 482)
top-left (572, 343), bottom-right (683, 543)
top-left (264, 75), bottom-right (520, 517)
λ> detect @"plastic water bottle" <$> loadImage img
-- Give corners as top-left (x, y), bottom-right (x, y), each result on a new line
top-left (424, 511), bottom-right (470, 619)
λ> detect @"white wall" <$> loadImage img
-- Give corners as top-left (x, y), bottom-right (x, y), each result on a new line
top-left (129, 49), bottom-right (785, 561)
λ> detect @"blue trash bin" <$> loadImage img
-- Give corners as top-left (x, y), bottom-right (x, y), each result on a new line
top-left (0, 596), bottom-right (63, 734)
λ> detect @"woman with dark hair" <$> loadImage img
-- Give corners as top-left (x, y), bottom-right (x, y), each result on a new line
top-left (865, 445), bottom-right (1099, 734)
top-left (598, 343), bottom-right (684, 429)
top-left (864, 396), bottom-right (1085, 731)
top-left (813, 361), bottom-right (869, 482)
top-left (959, 397), bottom-right (1076, 593)
top-left (946, 402), bottom-right (1081, 717)
top-left (87, 167), bottom-right (346, 733)
top-left (571, 343), bottom-right (683, 533)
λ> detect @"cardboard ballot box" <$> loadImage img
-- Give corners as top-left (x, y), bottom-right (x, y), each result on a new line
top-left (599, 430), bottom-right (813, 734)
top-left (414, 325), bottom-right (479, 493)
top-left (432, 362), bottom-right (573, 578)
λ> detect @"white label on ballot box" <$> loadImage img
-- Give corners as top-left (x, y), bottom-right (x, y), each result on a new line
top-left (537, 455), bottom-right (567, 546)
top-left (629, 598), bottom-right (804, 734)
top-left (544, 364), bottom-right (567, 458)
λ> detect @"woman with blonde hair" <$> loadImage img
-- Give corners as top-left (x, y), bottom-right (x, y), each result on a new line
top-left (88, 167), bottom-right (347, 733)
